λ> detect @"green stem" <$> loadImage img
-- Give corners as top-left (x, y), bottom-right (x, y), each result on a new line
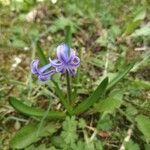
top-left (65, 25), bottom-right (73, 115)
top-left (66, 71), bottom-right (72, 105)
top-left (65, 25), bottom-right (71, 51)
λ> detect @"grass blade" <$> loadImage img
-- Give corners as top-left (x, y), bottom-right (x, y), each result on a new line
top-left (9, 97), bottom-right (65, 119)
top-left (106, 61), bottom-right (136, 91)
top-left (36, 42), bottom-right (48, 65)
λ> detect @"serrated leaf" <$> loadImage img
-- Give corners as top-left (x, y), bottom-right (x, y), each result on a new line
top-left (9, 97), bottom-right (65, 119)
top-left (97, 114), bottom-right (113, 130)
top-left (73, 77), bottom-right (108, 115)
top-left (10, 122), bottom-right (58, 149)
top-left (61, 116), bottom-right (78, 145)
top-left (78, 118), bottom-right (86, 129)
top-left (135, 115), bottom-right (150, 142)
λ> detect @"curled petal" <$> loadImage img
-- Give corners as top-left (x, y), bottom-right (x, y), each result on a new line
top-left (67, 49), bottom-right (76, 63)
top-left (70, 56), bottom-right (80, 67)
top-left (31, 59), bottom-right (56, 81)
top-left (31, 59), bottom-right (40, 75)
top-left (50, 59), bottom-right (62, 67)
top-left (38, 70), bottom-right (56, 81)
top-left (39, 63), bottom-right (52, 74)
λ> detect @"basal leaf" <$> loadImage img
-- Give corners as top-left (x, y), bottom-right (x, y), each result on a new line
top-left (10, 123), bottom-right (39, 149)
top-left (9, 97), bottom-right (65, 119)
top-left (73, 77), bottom-right (108, 115)
top-left (10, 122), bottom-right (59, 149)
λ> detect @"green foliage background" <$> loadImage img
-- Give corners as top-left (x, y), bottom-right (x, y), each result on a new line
top-left (0, 0), bottom-right (150, 149)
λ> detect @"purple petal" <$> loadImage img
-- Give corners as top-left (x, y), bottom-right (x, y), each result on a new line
top-left (70, 56), bottom-right (80, 67)
top-left (38, 63), bottom-right (52, 73)
top-left (38, 70), bottom-right (56, 81)
top-left (56, 65), bottom-right (66, 74)
top-left (50, 59), bottom-right (62, 67)
top-left (31, 59), bottom-right (40, 75)
top-left (67, 49), bottom-right (76, 63)
top-left (56, 43), bottom-right (69, 63)
top-left (67, 68), bottom-right (76, 75)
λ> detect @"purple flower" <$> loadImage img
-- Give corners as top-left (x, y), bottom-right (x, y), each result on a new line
top-left (31, 43), bottom-right (80, 81)
top-left (50, 43), bottom-right (80, 75)
top-left (31, 59), bottom-right (56, 81)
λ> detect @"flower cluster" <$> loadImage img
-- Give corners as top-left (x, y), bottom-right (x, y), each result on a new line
top-left (31, 43), bottom-right (80, 81)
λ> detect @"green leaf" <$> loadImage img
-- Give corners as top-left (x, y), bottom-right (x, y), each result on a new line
top-left (95, 98), bottom-right (119, 113)
top-left (131, 24), bottom-right (150, 37)
top-left (61, 116), bottom-right (78, 145)
top-left (97, 114), bottom-right (113, 130)
top-left (123, 8), bottom-right (146, 36)
top-left (135, 115), bottom-right (150, 142)
top-left (145, 144), bottom-right (150, 150)
top-left (125, 105), bottom-right (138, 117)
top-left (125, 140), bottom-right (140, 150)
top-left (78, 118), bottom-right (86, 129)
top-left (94, 90), bottom-right (123, 113)
top-left (11, 39), bottom-right (26, 48)
top-left (107, 62), bottom-right (136, 91)
top-left (88, 57), bottom-right (103, 68)
top-left (73, 77), bottom-right (108, 115)
top-left (123, 20), bottom-right (141, 36)
top-left (49, 17), bottom-right (76, 33)
top-left (133, 9), bottom-right (146, 22)
top-left (9, 97), bottom-right (65, 119)
top-left (36, 42), bottom-right (48, 65)
top-left (10, 122), bottom-right (59, 149)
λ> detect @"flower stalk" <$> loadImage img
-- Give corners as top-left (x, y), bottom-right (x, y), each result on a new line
top-left (65, 25), bottom-right (73, 108)
top-left (66, 71), bottom-right (72, 105)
